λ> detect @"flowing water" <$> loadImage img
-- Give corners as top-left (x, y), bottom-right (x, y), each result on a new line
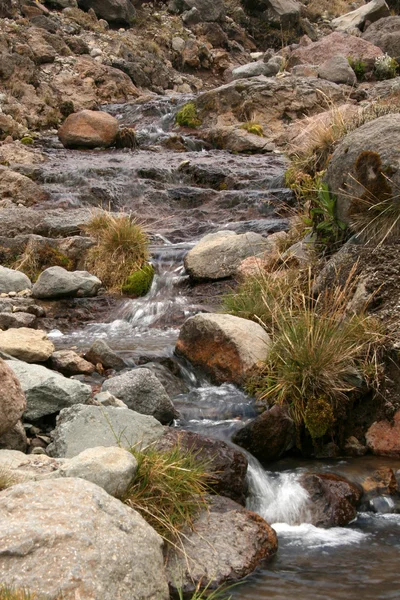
top-left (43, 96), bottom-right (400, 599)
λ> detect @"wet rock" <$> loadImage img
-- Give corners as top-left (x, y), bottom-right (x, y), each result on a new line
top-left (166, 495), bottom-right (278, 595)
top-left (176, 313), bottom-right (271, 385)
top-left (0, 266), bottom-right (31, 294)
top-left (318, 55), bottom-right (357, 86)
top-left (206, 126), bottom-right (275, 153)
top-left (47, 404), bottom-right (165, 458)
top-left (102, 368), bottom-right (177, 425)
top-left (343, 436), bottom-right (367, 457)
top-left (366, 410), bottom-right (400, 457)
top-left (326, 114), bottom-right (400, 230)
top-left (0, 312), bottom-right (36, 329)
top-left (7, 360), bottom-right (91, 420)
top-left (156, 429), bottom-right (248, 504)
top-left (332, 0), bottom-right (390, 32)
top-left (361, 467), bottom-right (398, 506)
top-left (78, 0), bottom-right (136, 25)
top-left (184, 231), bottom-right (270, 281)
top-left (0, 167), bottom-right (48, 207)
top-left (32, 266), bottom-right (102, 299)
top-left (50, 350), bottom-right (96, 376)
top-left (0, 478), bottom-right (169, 600)
top-left (0, 359), bottom-right (26, 438)
top-left (363, 16), bottom-right (400, 58)
top-left (0, 328), bottom-right (54, 362)
top-left (0, 208), bottom-right (97, 238)
top-left (0, 421), bottom-right (28, 452)
top-left (85, 339), bottom-right (126, 370)
top-left (144, 362), bottom-right (188, 398)
top-left (299, 472), bottom-right (362, 527)
top-left (233, 405), bottom-right (295, 462)
top-left (58, 446), bottom-right (137, 497)
top-left (58, 109), bottom-right (119, 149)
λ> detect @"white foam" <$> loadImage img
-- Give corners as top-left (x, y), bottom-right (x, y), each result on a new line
top-left (273, 522), bottom-right (368, 549)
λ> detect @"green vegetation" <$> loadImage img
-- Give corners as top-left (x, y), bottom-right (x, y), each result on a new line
top-left (177, 581), bottom-right (238, 600)
top-left (306, 182), bottom-right (348, 250)
top-left (20, 136), bottom-right (33, 145)
top-left (348, 57), bottom-right (367, 81)
top-left (122, 263), bottom-right (154, 296)
top-left (12, 242), bottom-right (73, 282)
top-left (374, 54), bottom-right (399, 80)
top-left (175, 102), bottom-right (202, 128)
top-left (123, 445), bottom-right (211, 543)
top-left (240, 122), bottom-right (264, 136)
top-left (83, 212), bottom-right (149, 293)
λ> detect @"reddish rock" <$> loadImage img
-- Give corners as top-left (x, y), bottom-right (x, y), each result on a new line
top-left (361, 467), bottom-right (398, 498)
top-left (366, 411), bottom-right (400, 457)
top-left (299, 472), bottom-right (362, 527)
top-left (0, 358), bottom-right (26, 437)
top-left (58, 110), bottom-right (119, 149)
top-left (155, 429), bottom-right (248, 505)
top-left (289, 32), bottom-right (383, 67)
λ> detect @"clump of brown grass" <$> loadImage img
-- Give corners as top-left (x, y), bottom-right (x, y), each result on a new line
top-left (0, 467), bottom-right (19, 492)
top-left (12, 240), bottom-right (74, 282)
top-left (306, 0), bottom-right (352, 20)
top-left (83, 212), bottom-right (149, 293)
top-left (0, 588), bottom-right (37, 600)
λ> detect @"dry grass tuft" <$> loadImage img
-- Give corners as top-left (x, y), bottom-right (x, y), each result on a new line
top-left (0, 467), bottom-right (19, 492)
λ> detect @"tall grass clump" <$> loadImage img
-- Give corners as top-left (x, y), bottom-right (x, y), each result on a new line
top-left (0, 588), bottom-right (37, 600)
top-left (123, 445), bottom-right (211, 543)
top-left (250, 273), bottom-right (385, 439)
top-left (0, 468), bottom-right (19, 492)
top-left (83, 212), bottom-right (149, 293)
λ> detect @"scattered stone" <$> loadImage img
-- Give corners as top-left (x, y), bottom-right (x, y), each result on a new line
top-left (0, 266), bottom-right (32, 294)
top-left (232, 405), bottom-right (295, 462)
top-left (32, 266), bottom-right (102, 299)
top-left (47, 404), bottom-right (165, 458)
top-left (332, 0), bottom-right (390, 32)
top-left (6, 360), bottom-right (91, 420)
top-left (231, 60), bottom-right (280, 79)
top-left (85, 339), bottom-right (126, 370)
top-left (363, 16), bottom-right (400, 58)
top-left (166, 495), bottom-right (278, 595)
top-left (0, 312), bottom-right (36, 329)
top-left (289, 32), bottom-right (383, 67)
top-left (366, 410), bottom-right (400, 457)
top-left (318, 55), bottom-right (357, 85)
top-left (102, 368), bottom-right (177, 424)
top-left (0, 168), bottom-right (48, 207)
top-left (0, 421), bottom-right (28, 452)
top-left (176, 313), bottom-right (270, 384)
top-left (344, 436), bottom-right (367, 457)
top-left (0, 328), bottom-right (54, 362)
top-left (58, 109), bottom-right (119, 149)
top-left (361, 467), bottom-right (398, 504)
top-left (0, 359), bottom-right (26, 437)
top-left (50, 350), bottom-right (95, 376)
top-left (94, 390), bottom-right (128, 408)
top-left (0, 478), bottom-right (169, 600)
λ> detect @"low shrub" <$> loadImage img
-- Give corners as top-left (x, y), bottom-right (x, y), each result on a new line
top-left (122, 263), bottom-right (154, 296)
top-left (374, 53), bottom-right (398, 80)
top-left (240, 122), bottom-right (264, 136)
top-left (12, 242), bottom-right (74, 282)
top-left (175, 102), bottom-right (202, 128)
top-left (347, 56), bottom-right (367, 81)
top-left (123, 445), bottom-right (211, 543)
top-left (83, 212), bottom-right (149, 293)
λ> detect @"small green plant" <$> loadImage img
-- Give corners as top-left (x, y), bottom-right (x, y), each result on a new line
top-left (306, 182), bottom-right (348, 250)
top-left (20, 136), bottom-right (33, 145)
top-left (176, 580), bottom-right (238, 600)
top-left (123, 445), bottom-right (211, 543)
top-left (122, 263), bottom-right (154, 296)
top-left (374, 53), bottom-right (398, 80)
top-left (240, 122), bottom-right (264, 136)
top-left (83, 212), bottom-right (149, 293)
top-left (348, 57), bottom-right (367, 81)
top-left (175, 102), bottom-right (202, 128)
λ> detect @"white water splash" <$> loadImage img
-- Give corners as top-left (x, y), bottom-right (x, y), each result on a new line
top-left (273, 523), bottom-right (368, 549)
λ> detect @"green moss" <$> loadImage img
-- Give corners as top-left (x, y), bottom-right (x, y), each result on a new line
top-left (20, 136), bottom-right (33, 145)
top-left (240, 122), bottom-right (264, 137)
top-left (304, 397), bottom-right (334, 439)
top-left (122, 263), bottom-right (154, 296)
top-left (175, 102), bottom-right (202, 129)
top-left (347, 57), bottom-right (367, 81)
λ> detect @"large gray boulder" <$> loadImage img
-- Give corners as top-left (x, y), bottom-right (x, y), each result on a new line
top-left (77, 0), bottom-right (136, 25)
top-left (166, 495), bottom-right (278, 595)
top-left (0, 329), bottom-right (54, 363)
top-left (231, 60), bottom-right (279, 80)
top-left (0, 359), bottom-right (26, 437)
top-left (0, 266), bottom-right (31, 294)
top-left (332, 0), bottom-right (390, 32)
top-left (363, 16), bottom-right (400, 58)
top-left (176, 313), bottom-right (271, 384)
top-left (6, 361), bottom-right (91, 420)
top-left (184, 231), bottom-right (270, 281)
top-left (318, 55), bottom-right (357, 86)
top-left (32, 266), bottom-right (102, 299)
top-left (0, 478), bottom-right (169, 600)
top-left (102, 368), bottom-right (177, 424)
top-left (326, 114), bottom-right (400, 234)
top-left (47, 404), bottom-right (165, 458)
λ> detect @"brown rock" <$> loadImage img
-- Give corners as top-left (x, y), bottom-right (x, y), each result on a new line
top-left (299, 472), bottom-right (362, 527)
top-left (58, 110), bottom-right (119, 149)
top-left (0, 328), bottom-right (54, 362)
top-left (366, 410), bottom-right (400, 457)
top-left (50, 350), bottom-right (95, 376)
top-left (0, 358), bottom-right (26, 437)
top-left (0, 168), bottom-right (48, 207)
top-left (362, 467), bottom-right (398, 498)
top-left (0, 422), bottom-right (28, 453)
top-left (166, 495), bottom-right (278, 595)
top-left (289, 32), bottom-right (383, 67)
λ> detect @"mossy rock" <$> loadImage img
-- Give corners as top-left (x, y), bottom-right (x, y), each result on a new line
top-left (175, 102), bottom-right (202, 129)
top-left (304, 397), bottom-right (334, 439)
top-left (20, 136), bottom-right (34, 145)
top-left (240, 122), bottom-right (264, 137)
top-left (122, 264), bottom-right (154, 296)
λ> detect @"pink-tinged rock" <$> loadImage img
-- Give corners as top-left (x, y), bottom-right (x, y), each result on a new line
top-left (366, 411), bottom-right (400, 457)
top-left (58, 110), bottom-right (119, 149)
top-left (0, 359), bottom-right (26, 437)
top-left (289, 32), bottom-right (383, 67)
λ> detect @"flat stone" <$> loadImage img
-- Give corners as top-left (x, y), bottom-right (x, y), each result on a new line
top-left (0, 328), bottom-right (54, 362)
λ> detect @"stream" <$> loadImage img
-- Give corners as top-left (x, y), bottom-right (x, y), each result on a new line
top-left (39, 95), bottom-right (400, 599)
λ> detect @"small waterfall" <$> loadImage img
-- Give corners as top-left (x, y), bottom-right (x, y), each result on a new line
top-left (246, 455), bottom-right (311, 525)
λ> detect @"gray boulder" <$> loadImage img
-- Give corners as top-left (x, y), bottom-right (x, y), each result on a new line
top-left (318, 55), bottom-right (357, 85)
top-left (0, 422), bottom-right (28, 453)
top-left (332, 0), bottom-right (390, 32)
top-left (184, 231), bottom-right (270, 281)
top-left (231, 60), bottom-right (280, 80)
top-left (166, 495), bottom-right (278, 595)
top-left (0, 312), bottom-right (36, 329)
top-left (77, 0), bottom-right (136, 26)
top-left (173, 0), bottom-right (225, 22)
top-left (32, 266), bottom-right (102, 299)
top-left (102, 368), bottom-right (177, 424)
top-left (0, 266), bottom-right (31, 294)
top-left (6, 361), bottom-right (91, 420)
top-left (85, 338), bottom-right (126, 370)
top-left (363, 16), bottom-right (400, 58)
top-left (0, 478), bottom-right (169, 600)
top-left (47, 404), bottom-right (165, 458)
